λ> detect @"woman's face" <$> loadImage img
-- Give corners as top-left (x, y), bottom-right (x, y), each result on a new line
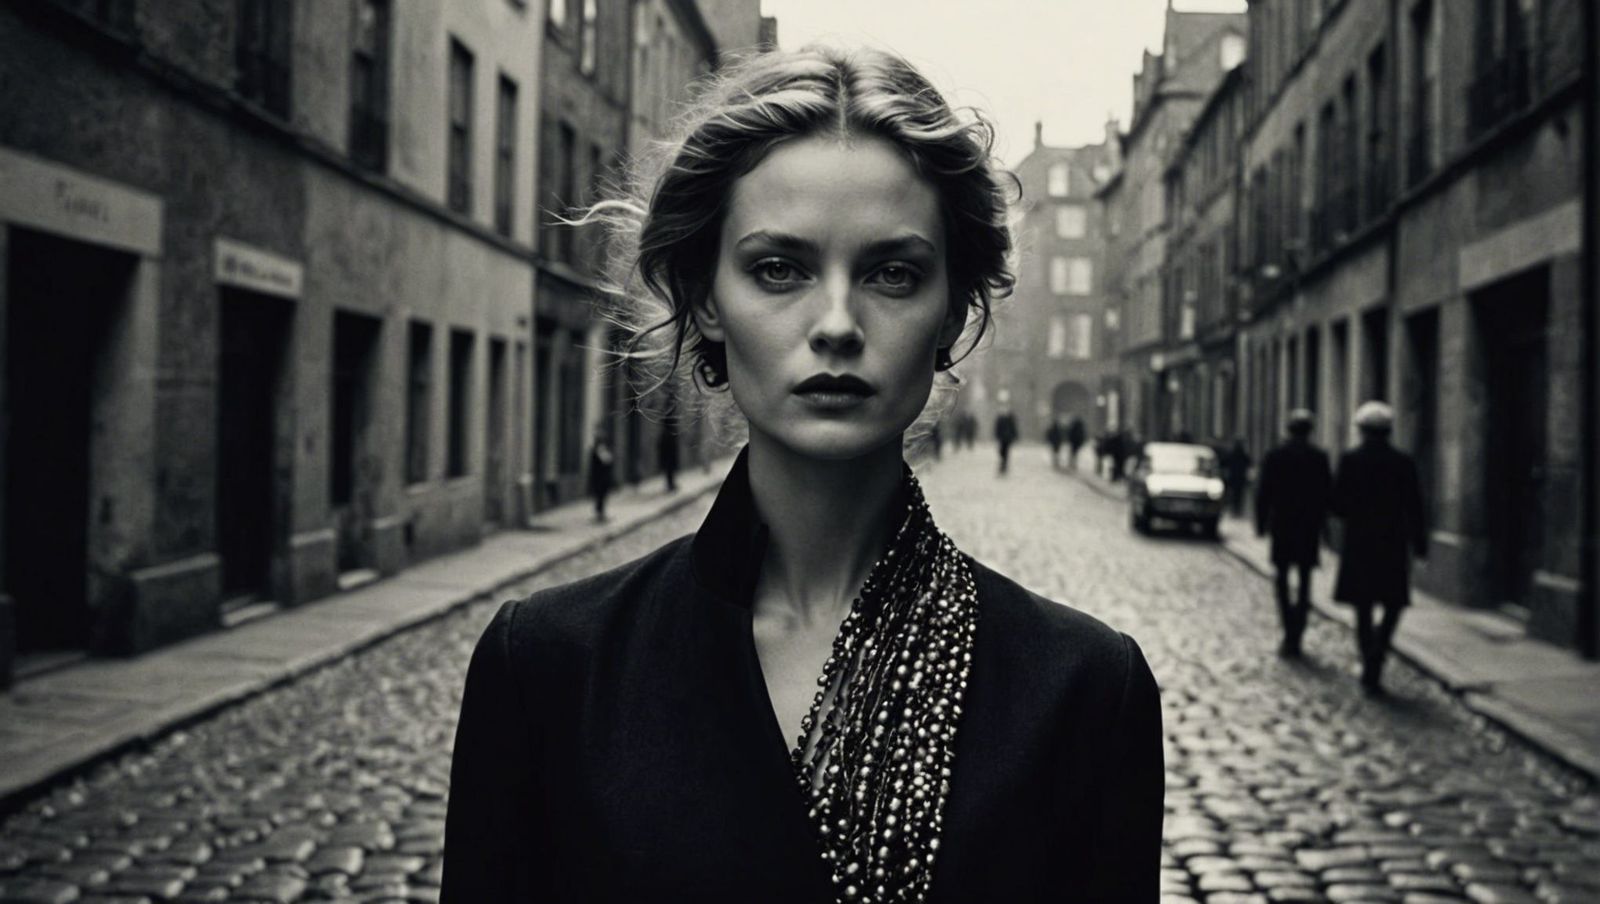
top-left (699, 134), bottom-right (965, 462)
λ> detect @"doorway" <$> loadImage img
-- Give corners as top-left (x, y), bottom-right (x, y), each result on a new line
top-left (217, 288), bottom-right (292, 607)
top-left (1475, 268), bottom-right (1548, 611)
top-left (4, 229), bottom-right (134, 656)
top-left (1403, 308), bottom-right (1439, 527)
top-left (485, 336), bottom-right (507, 526)
top-left (331, 310), bottom-right (380, 577)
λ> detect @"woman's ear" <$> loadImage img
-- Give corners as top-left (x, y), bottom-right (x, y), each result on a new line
top-left (693, 292), bottom-right (726, 342)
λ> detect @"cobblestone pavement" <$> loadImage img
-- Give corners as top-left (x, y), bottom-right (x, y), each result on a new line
top-left (2, 446), bottom-right (1598, 903)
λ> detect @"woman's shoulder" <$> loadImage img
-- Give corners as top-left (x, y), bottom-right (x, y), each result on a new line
top-left (967, 556), bottom-right (1147, 681)
top-left (485, 535), bottom-right (694, 660)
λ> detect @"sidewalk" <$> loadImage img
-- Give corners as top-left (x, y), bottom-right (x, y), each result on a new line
top-left (0, 460), bottom-right (733, 812)
top-left (1069, 458), bottom-right (1600, 782)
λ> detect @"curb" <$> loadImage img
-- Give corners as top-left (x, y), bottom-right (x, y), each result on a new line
top-left (1067, 469), bottom-right (1600, 783)
top-left (0, 477), bottom-right (725, 816)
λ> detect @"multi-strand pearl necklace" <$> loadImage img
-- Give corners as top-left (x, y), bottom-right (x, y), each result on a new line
top-left (789, 471), bottom-right (979, 903)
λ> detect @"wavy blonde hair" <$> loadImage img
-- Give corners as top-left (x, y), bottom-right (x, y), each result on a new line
top-left (579, 43), bottom-right (1018, 450)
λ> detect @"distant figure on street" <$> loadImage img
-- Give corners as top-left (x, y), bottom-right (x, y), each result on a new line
top-left (994, 405), bottom-right (1019, 475)
top-left (929, 421), bottom-right (944, 460)
top-left (1221, 438), bottom-right (1253, 518)
top-left (966, 412), bottom-right (980, 450)
top-left (1066, 417), bottom-right (1087, 472)
top-left (657, 422), bottom-right (680, 493)
top-left (1109, 429), bottom-right (1134, 482)
top-left (1254, 410), bottom-right (1332, 658)
top-left (1045, 419), bottom-right (1064, 469)
top-left (1331, 401), bottom-right (1429, 695)
top-left (587, 428), bottom-right (616, 522)
top-left (1093, 432), bottom-right (1109, 476)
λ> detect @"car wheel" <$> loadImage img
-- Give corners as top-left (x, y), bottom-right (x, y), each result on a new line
top-left (1131, 504), bottom-right (1150, 534)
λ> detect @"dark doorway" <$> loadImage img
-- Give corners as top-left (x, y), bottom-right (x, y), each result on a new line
top-left (217, 288), bottom-right (292, 605)
top-left (1403, 308), bottom-right (1440, 527)
top-left (534, 318), bottom-right (556, 510)
top-left (4, 229), bottom-right (134, 653)
top-left (1304, 326), bottom-right (1321, 419)
top-left (1476, 268), bottom-right (1548, 611)
top-left (1360, 306), bottom-right (1389, 403)
top-left (332, 310), bottom-right (381, 575)
top-left (485, 336), bottom-right (507, 525)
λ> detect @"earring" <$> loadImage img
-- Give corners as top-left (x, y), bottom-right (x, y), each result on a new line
top-left (934, 347), bottom-right (954, 372)
top-left (697, 356), bottom-right (727, 389)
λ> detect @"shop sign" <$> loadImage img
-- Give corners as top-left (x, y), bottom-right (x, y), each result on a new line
top-left (214, 237), bottom-right (303, 298)
top-left (0, 147), bottom-right (162, 255)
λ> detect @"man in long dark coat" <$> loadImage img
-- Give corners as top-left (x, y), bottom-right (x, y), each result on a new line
top-left (1255, 410), bottom-right (1332, 657)
top-left (1331, 401), bottom-right (1429, 695)
top-left (1066, 417), bottom-right (1087, 472)
top-left (994, 402), bottom-right (1019, 476)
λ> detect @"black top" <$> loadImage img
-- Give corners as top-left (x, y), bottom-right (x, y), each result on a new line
top-left (1331, 440), bottom-right (1429, 606)
top-left (441, 453), bottom-right (1164, 902)
top-left (1255, 440), bottom-right (1333, 568)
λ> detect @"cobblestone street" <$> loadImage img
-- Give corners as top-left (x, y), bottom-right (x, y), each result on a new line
top-left (2, 446), bottom-right (1598, 903)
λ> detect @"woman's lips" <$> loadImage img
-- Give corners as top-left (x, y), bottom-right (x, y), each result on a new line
top-left (793, 374), bottom-right (874, 410)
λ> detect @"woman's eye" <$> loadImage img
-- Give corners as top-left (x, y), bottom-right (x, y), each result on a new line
top-left (751, 259), bottom-right (803, 288)
top-left (871, 265), bottom-right (921, 293)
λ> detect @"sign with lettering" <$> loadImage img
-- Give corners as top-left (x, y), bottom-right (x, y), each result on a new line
top-left (214, 237), bottom-right (303, 298)
top-left (0, 147), bottom-right (163, 255)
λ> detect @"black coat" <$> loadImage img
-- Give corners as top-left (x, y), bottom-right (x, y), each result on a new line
top-left (441, 451), bottom-right (1164, 902)
top-left (1331, 440), bottom-right (1428, 605)
top-left (994, 413), bottom-right (1019, 447)
top-left (1254, 440), bottom-right (1332, 568)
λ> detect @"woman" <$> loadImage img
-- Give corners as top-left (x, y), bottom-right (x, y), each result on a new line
top-left (441, 45), bottom-right (1162, 902)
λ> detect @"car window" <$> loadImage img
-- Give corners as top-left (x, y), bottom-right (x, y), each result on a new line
top-left (1147, 448), bottom-right (1218, 477)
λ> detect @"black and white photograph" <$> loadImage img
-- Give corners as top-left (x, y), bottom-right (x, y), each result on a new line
top-left (1, 0), bottom-right (1598, 900)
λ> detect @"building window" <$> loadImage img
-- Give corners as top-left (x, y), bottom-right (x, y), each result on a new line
top-left (579, 0), bottom-right (598, 75)
top-left (1055, 204), bottom-right (1087, 239)
top-left (1047, 163), bottom-right (1070, 197)
top-left (1105, 307), bottom-right (1120, 331)
top-left (1067, 257), bottom-right (1093, 295)
top-left (548, 0), bottom-right (566, 28)
top-left (448, 38), bottom-right (475, 215)
top-left (349, 0), bottom-right (391, 172)
top-left (1367, 43), bottom-right (1390, 215)
top-left (1468, 0), bottom-right (1534, 137)
top-left (1408, 0), bottom-right (1438, 186)
top-left (557, 122), bottom-right (576, 262)
top-left (1069, 313), bottom-right (1094, 360)
top-left (406, 321), bottom-right (433, 484)
top-left (558, 330), bottom-right (585, 474)
top-left (1047, 317), bottom-right (1068, 359)
top-left (1050, 257), bottom-right (1069, 295)
top-left (447, 329), bottom-right (474, 477)
top-left (495, 75), bottom-right (518, 237)
top-left (236, 0), bottom-right (293, 118)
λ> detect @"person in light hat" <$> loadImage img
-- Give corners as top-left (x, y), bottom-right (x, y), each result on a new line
top-left (1331, 399), bottom-right (1429, 694)
top-left (1254, 408), bottom-right (1332, 657)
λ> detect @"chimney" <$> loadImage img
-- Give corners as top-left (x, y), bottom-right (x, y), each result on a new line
top-left (1034, 120), bottom-right (1044, 149)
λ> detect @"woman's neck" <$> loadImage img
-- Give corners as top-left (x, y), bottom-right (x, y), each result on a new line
top-left (745, 432), bottom-right (906, 627)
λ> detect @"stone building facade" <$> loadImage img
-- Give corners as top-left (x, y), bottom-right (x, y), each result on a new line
top-left (969, 124), bottom-right (1117, 442)
top-left (0, 0), bottom-right (542, 680)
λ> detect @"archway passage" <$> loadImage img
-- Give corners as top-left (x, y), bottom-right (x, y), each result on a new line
top-left (1049, 381), bottom-right (1094, 428)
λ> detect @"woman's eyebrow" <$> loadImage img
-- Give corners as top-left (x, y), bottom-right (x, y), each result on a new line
top-left (733, 231), bottom-right (938, 258)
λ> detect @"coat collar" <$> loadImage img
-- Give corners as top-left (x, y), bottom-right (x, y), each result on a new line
top-left (690, 446), bottom-right (914, 610)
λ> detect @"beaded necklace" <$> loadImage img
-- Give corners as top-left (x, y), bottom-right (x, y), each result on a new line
top-left (788, 470), bottom-right (979, 903)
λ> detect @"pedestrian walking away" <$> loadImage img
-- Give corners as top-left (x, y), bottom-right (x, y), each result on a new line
top-left (1330, 401), bottom-right (1429, 695)
top-left (657, 420), bottom-right (680, 493)
top-left (994, 400), bottom-right (1019, 476)
top-left (1045, 418), bottom-right (1063, 469)
top-left (441, 45), bottom-right (1162, 902)
top-left (1254, 410), bottom-right (1331, 658)
top-left (1220, 437), bottom-right (1252, 518)
top-left (587, 428), bottom-right (616, 522)
top-left (1066, 416), bottom-right (1087, 472)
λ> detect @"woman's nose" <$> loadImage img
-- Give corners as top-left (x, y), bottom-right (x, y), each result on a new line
top-left (807, 275), bottom-right (864, 355)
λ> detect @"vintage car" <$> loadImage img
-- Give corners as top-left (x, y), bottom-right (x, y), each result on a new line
top-left (1128, 442), bottom-right (1226, 538)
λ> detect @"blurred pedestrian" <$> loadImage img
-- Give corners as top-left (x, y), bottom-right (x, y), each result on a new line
top-left (1066, 417), bottom-right (1087, 472)
top-left (1331, 401), bottom-right (1429, 695)
top-left (1045, 418), bottom-right (1063, 469)
top-left (587, 427), bottom-right (615, 522)
top-left (966, 412), bottom-right (979, 450)
top-left (657, 422), bottom-right (680, 493)
top-left (1220, 438), bottom-right (1252, 518)
top-left (1254, 410), bottom-right (1331, 658)
top-left (994, 403), bottom-right (1019, 475)
top-left (929, 420), bottom-right (944, 460)
top-left (1109, 429), bottom-right (1132, 482)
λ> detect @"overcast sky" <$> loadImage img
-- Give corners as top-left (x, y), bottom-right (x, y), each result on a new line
top-left (758, 0), bottom-right (1247, 164)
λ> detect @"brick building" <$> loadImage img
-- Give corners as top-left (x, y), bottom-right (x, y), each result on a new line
top-left (1107, 7), bottom-right (1249, 443)
top-left (969, 123), bottom-right (1118, 442)
top-left (0, 0), bottom-right (542, 681)
top-left (1233, 0), bottom-right (1589, 651)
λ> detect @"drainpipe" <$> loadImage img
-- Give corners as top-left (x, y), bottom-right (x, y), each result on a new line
top-left (1580, 0), bottom-right (1599, 659)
